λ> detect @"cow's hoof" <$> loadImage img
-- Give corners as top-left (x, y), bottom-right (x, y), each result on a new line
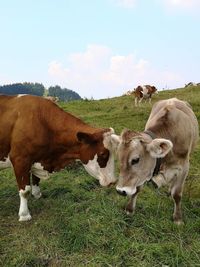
top-left (126, 210), bottom-right (134, 216)
top-left (19, 214), bottom-right (32, 221)
top-left (32, 192), bottom-right (42, 199)
top-left (32, 185), bottom-right (42, 199)
top-left (125, 207), bottom-right (135, 215)
top-left (174, 220), bottom-right (184, 226)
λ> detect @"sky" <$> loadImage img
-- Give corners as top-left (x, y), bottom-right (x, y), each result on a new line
top-left (0, 0), bottom-right (200, 99)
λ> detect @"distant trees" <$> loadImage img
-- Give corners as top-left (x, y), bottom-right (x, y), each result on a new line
top-left (0, 83), bottom-right (45, 96)
top-left (0, 83), bottom-right (82, 101)
top-left (48, 85), bottom-right (82, 101)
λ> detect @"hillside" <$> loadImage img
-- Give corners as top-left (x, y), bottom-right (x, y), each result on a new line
top-left (0, 83), bottom-right (82, 101)
top-left (0, 86), bottom-right (200, 266)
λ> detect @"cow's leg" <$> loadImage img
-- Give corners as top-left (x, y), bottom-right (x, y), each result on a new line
top-left (170, 163), bottom-right (189, 225)
top-left (138, 97), bottom-right (143, 106)
top-left (18, 185), bottom-right (32, 221)
top-left (135, 97), bottom-right (138, 107)
top-left (171, 185), bottom-right (183, 225)
top-left (149, 96), bottom-right (152, 104)
top-left (32, 174), bottom-right (42, 199)
top-left (125, 186), bottom-right (141, 214)
top-left (11, 156), bottom-right (32, 221)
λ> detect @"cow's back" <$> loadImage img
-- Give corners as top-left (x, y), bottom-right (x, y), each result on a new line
top-left (0, 95), bottom-right (60, 160)
top-left (145, 98), bottom-right (199, 156)
top-left (0, 95), bottom-right (20, 158)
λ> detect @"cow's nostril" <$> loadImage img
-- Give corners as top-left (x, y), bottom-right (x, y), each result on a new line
top-left (116, 189), bottom-right (127, 196)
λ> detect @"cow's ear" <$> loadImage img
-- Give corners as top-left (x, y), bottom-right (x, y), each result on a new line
top-left (146, 138), bottom-right (173, 158)
top-left (110, 134), bottom-right (121, 151)
top-left (77, 132), bottom-right (95, 144)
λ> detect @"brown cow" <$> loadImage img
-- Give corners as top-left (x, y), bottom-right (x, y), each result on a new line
top-left (134, 85), bottom-right (157, 106)
top-left (111, 98), bottom-right (199, 224)
top-left (0, 94), bottom-right (117, 221)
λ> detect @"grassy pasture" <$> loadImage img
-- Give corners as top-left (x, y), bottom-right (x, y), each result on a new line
top-left (0, 86), bottom-right (200, 267)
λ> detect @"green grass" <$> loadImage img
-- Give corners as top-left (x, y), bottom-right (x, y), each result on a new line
top-left (0, 87), bottom-right (200, 267)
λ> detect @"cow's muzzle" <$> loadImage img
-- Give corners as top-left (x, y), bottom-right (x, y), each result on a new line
top-left (116, 189), bottom-right (127, 196)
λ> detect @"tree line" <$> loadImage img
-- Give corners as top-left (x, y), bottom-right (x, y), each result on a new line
top-left (0, 83), bottom-right (82, 101)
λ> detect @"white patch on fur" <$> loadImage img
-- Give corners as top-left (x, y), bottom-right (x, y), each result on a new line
top-left (0, 157), bottom-right (12, 170)
top-left (17, 94), bottom-right (27, 97)
top-left (19, 185), bottom-right (32, 221)
top-left (141, 85), bottom-right (148, 97)
top-left (32, 185), bottom-right (42, 199)
top-left (116, 185), bottom-right (137, 196)
top-left (31, 163), bottom-right (50, 180)
top-left (83, 154), bottom-right (116, 187)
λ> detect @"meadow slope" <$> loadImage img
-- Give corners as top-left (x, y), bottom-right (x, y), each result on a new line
top-left (0, 86), bottom-right (200, 267)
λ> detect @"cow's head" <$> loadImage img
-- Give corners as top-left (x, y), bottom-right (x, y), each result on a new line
top-left (77, 128), bottom-right (118, 186)
top-left (151, 86), bottom-right (158, 94)
top-left (111, 129), bottom-right (173, 196)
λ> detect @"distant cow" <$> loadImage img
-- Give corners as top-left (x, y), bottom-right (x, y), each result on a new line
top-left (0, 95), bottom-right (117, 221)
top-left (44, 96), bottom-right (59, 103)
top-left (185, 82), bottom-right (197, 88)
top-left (111, 98), bottom-right (199, 224)
top-left (123, 90), bottom-right (133, 96)
top-left (134, 85), bottom-right (157, 106)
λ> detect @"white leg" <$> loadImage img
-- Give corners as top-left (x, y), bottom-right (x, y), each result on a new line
top-left (139, 97), bottom-right (143, 105)
top-left (32, 185), bottom-right (42, 199)
top-left (18, 185), bottom-right (32, 221)
top-left (135, 97), bottom-right (138, 106)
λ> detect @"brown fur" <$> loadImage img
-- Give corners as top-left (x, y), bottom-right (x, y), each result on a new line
top-left (0, 95), bottom-right (111, 190)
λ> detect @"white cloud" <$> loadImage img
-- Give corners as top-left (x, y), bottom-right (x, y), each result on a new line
top-left (112, 0), bottom-right (137, 8)
top-left (48, 61), bottom-right (70, 80)
top-left (0, 73), bottom-right (14, 85)
top-left (48, 44), bottom-right (182, 99)
top-left (161, 0), bottom-right (200, 9)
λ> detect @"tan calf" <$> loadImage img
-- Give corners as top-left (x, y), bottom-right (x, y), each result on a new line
top-left (111, 98), bottom-right (199, 224)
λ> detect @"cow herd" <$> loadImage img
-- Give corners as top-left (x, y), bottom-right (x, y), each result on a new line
top-left (0, 94), bottom-right (199, 225)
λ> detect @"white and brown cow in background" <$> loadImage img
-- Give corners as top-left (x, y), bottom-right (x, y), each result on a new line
top-left (44, 96), bottom-right (59, 103)
top-left (0, 94), bottom-right (117, 221)
top-left (111, 98), bottom-right (199, 224)
top-left (185, 82), bottom-right (197, 88)
top-left (134, 85), bottom-right (158, 106)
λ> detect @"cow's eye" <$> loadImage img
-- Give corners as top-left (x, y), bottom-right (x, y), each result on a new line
top-left (131, 158), bottom-right (140, 165)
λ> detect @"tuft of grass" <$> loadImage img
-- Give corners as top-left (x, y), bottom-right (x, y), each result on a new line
top-left (0, 86), bottom-right (200, 266)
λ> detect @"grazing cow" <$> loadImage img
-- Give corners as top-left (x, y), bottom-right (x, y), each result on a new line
top-left (0, 95), bottom-right (117, 221)
top-left (185, 82), bottom-right (197, 88)
top-left (134, 85), bottom-right (157, 106)
top-left (111, 98), bottom-right (199, 224)
top-left (44, 96), bottom-right (59, 103)
top-left (123, 90), bottom-right (133, 96)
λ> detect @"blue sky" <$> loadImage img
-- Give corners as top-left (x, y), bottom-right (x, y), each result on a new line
top-left (0, 0), bottom-right (199, 99)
